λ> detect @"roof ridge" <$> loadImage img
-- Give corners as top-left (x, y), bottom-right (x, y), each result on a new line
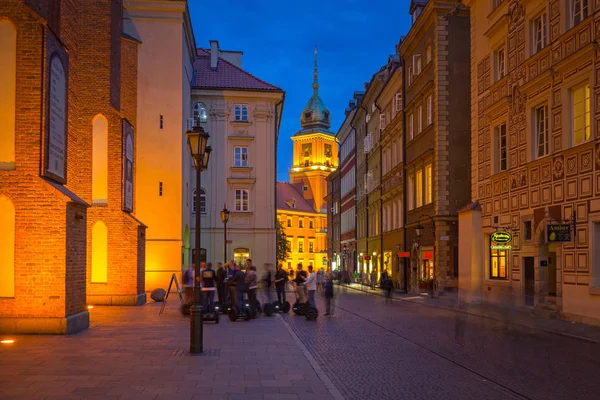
top-left (195, 47), bottom-right (281, 91)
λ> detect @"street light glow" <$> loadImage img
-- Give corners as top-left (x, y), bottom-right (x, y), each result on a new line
top-left (1, 339), bottom-right (15, 344)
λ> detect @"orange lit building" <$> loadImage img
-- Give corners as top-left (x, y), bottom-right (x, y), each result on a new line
top-left (277, 50), bottom-right (337, 270)
top-left (0, 0), bottom-right (145, 333)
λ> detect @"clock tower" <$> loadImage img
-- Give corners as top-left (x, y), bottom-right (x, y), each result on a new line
top-left (289, 47), bottom-right (338, 213)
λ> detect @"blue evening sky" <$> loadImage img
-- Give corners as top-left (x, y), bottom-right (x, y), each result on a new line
top-left (189, 0), bottom-right (412, 182)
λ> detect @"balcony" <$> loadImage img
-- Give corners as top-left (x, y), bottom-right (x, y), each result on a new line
top-left (289, 162), bottom-right (337, 174)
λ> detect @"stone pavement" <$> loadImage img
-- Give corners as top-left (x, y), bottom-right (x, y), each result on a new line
top-left (339, 282), bottom-right (600, 343)
top-left (0, 298), bottom-right (341, 400)
top-left (284, 287), bottom-right (600, 400)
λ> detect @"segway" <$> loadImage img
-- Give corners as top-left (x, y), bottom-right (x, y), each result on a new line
top-left (228, 292), bottom-right (257, 321)
top-left (202, 293), bottom-right (220, 324)
top-left (304, 303), bottom-right (319, 321)
top-left (273, 300), bottom-right (291, 314)
top-left (292, 283), bottom-right (309, 316)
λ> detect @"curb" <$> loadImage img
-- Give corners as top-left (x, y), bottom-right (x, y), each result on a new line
top-left (278, 315), bottom-right (345, 400)
top-left (338, 283), bottom-right (600, 344)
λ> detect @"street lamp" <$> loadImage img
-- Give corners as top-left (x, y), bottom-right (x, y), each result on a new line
top-left (187, 122), bottom-right (211, 354)
top-left (415, 214), bottom-right (436, 297)
top-left (220, 204), bottom-right (230, 265)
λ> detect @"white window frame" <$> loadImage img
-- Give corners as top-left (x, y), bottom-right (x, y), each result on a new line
top-left (495, 48), bottom-right (506, 81)
top-left (394, 93), bottom-right (402, 114)
top-left (235, 189), bottom-right (250, 212)
top-left (408, 66), bottom-right (413, 85)
top-left (234, 146), bottom-right (249, 167)
top-left (532, 12), bottom-right (547, 54)
top-left (495, 123), bottom-right (508, 172)
top-left (426, 95), bottom-right (432, 126)
top-left (534, 105), bottom-right (549, 158)
top-left (234, 104), bottom-right (249, 121)
top-left (571, 83), bottom-right (591, 146)
top-left (571, 0), bottom-right (589, 28)
top-left (193, 188), bottom-right (206, 214)
top-left (408, 113), bottom-right (414, 140)
top-left (379, 114), bottom-right (386, 131)
top-left (413, 54), bottom-right (422, 75)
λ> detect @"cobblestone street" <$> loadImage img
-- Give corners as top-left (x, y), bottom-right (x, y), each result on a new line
top-left (284, 287), bottom-right (600, 400)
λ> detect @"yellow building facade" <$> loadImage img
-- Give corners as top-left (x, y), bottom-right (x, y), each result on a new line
top-left (277, 50), bottom-right (337, 270)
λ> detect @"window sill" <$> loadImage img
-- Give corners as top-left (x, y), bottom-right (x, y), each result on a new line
top-left (231, 120), bottom-right (252, 126)
top-left (484, 278), bottom-right (511, 286)
top-left (92, 200), bottom-right (108, 207)
top-left (232, 211), bottom-right (253, 215)
top-left (230, 166), bottom-right (253, 172)
top-left (0, 162), bottom-right (16, 170)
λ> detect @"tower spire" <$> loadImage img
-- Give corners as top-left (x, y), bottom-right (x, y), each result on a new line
top-left (312, 45), bottom-right (319, 94)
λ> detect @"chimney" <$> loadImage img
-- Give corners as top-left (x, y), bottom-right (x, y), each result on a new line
top-left (210, 40), bottom-right (219, 70)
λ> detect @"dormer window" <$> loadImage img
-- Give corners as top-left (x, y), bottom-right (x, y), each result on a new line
top-left (323, 111), bottom-right (330, 121)
top-left (412, 6), bottom-right (423, 24)
top-left (304, 111), bottom-right (312, 119)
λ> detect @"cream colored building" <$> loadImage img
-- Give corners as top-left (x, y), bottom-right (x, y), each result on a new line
top-left (190, 41), bottom-right (284, 268)
top-left (461, 0), bottom-right (600, 326)
top-left (124, 0), bottom-right (196, 291)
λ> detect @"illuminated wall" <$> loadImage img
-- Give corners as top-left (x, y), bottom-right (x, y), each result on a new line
top-left (278, 211), bottom-right (328, 270)
top-left (0, 195), bottom-right (15, 298)
top-left (0, 20), bottom-right (16, 167)
top-left (91, 221), bottom-right (108, 283)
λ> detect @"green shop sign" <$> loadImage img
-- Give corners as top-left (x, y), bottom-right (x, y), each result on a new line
top-left (491, 231), bottom-right (512, 244)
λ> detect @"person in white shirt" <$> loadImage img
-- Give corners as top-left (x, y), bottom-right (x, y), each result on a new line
top-left (305, 265), bottom-right (317, 307)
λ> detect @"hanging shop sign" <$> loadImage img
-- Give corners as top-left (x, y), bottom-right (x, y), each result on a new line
top-left (547, 224), bottom-right (572, 243)
top-left (490, 245), bottom-right (512, 250)
top-left (490, 231), bottom-right (512, 244)
top-left (364, 256), bottom-right (371, 261)
top-left (397, 252), bottom-right (410, 258)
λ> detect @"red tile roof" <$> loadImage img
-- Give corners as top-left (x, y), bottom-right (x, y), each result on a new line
top-left (193, 49), bottom-right (282, 92)
top-left (276, 182), bottom-right (317, 213)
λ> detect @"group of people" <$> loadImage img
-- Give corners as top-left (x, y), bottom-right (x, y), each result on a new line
top-left (182, 260), bottom-right (336, 316)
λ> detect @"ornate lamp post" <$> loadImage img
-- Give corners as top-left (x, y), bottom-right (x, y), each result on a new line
top-left (186, 122), bottom-right (211, 354)
top-left (415, 214), bottom-right (436, 297)
top-left (220, 204), bottom-right (230, 264)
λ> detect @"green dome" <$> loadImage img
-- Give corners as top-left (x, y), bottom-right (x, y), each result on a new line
top-left (300, 48), bottom-right (331, 130)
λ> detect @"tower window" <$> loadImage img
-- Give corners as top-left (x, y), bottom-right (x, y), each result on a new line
top-left (305, 112), bottom-right (312, 119)
top-left (160, 114), bottom-right (164, 129)
top-left (323, 111), bottom-right (330, 121)
top-left (303, 185), bottom-right (308, 191)
top-left (159, 182), bottom-right (163, 196)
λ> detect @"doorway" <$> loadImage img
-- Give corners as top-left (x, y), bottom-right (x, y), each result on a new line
top-left (547, 252), bottom-right (556, 296)
top-left (524, 257), bottom-right (535, 306)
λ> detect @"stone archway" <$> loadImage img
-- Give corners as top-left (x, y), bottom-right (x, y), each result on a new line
top-left (532, 216), bottom-right (560, 299)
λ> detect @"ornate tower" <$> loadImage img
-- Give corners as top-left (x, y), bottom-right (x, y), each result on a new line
top-left (289, 47), bottom-right (338, 213)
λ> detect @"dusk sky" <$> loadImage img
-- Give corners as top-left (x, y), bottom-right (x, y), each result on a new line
top-left (189, 1), bottom-right (412, 182)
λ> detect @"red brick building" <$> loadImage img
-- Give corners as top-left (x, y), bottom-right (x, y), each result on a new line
top-left (0, 0), bottom-right (145, 334)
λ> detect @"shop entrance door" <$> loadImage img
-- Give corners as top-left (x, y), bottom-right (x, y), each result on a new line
top-left (524, 257), bottom-right (535, 306)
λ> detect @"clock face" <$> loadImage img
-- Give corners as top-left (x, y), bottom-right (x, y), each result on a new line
top-left (325, 144), bottom-right (332, 157)
top-left (302, 143), bottom-right (312, 157)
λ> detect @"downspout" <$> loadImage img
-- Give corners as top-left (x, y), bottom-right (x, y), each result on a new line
top-left (274, 93), bottom-right (285, 264)
top-left (374, 90), bottom-right (384, 277)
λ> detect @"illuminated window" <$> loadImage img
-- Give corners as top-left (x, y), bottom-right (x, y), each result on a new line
top-left (298, 240), bottom-right (304, 253)
top-left (417, 105), bottom-right (423, 134)
top-left (408, 174), bottom-right (415, 210)
top-left (571, 84), bottom-right (591, 146)
top-left (234, 146), bottom-right (248, 167)
top-left (299, 219), bottom-right (304, 228)
top-left (490, 238), bottom-right (508, 280)
top-left (416, 169), bottom-right (423, 208)
top-left (234, 104), bottom-right (248, 121)
top-left (0, 195), bottom-right (15, 297)
top-left (92, 115), bottom-right (108, 203)
top-left (309, 241), bottom-right (314, 253)
top-left (425, 164), bottom-right (432, 204)
top-left (235, 189), bottom-right (249, 211)
top-left (287, 218), bottom-right (291, 227)
top-left (91, 221), bottom-right (108, 283)
top-left (192, 188), bottom-right (206, 214)
top-left (309, 220), bottom-right (314, 229)
top-left (0, 20), bottom-right (16, 168)
top-left (193, 102), bottom-right (208, 123)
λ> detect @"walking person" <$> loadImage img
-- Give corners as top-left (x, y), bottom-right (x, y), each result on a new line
top-left (306, 265), bottom-right (317, 308)
top-left (316, 268), bottom-right (324, 292)
top-left (324, 273), bottom-right (335, 316)
top-left (275, 263), bottom-right (288, 304)
top-left (381, 269), bottom-right (392, 303)
top-left (232, 264), bottom-right (247, 314)
top-left (245, 264), bottom-right (258, 308)
top-left (215, 262), bottom-right (226, 305)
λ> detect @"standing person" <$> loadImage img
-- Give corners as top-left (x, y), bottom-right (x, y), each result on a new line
top-left (294, 264), bottom-right (307, 304)
top-left (382, 269), bottom-right (393, 302)
top-left (324, 273), bottom-right (335, 316)
top-left (201, 262), bottom-right (216, 312)
top-left (232, 264), bottom-right (247, 313)
top-left (316, 268), bottom-right (324, 292)
top-left (245, 265), bottom-right (258, 307)
top-left (246, 258), bottom-right (254, 271)
top-left (305, 265), bottom-right (317, 308)
top-left (275, 263), bottom-right (288, 304)
top-left (262, 263), bottom-right (274, 303)
top-left (215, 262), bottom-right (226, 304)
top-left (183, 264), bottom-right (195, 304)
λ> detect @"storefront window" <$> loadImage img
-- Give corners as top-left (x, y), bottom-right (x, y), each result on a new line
top-left (490, 242), bottom-right (508, 280)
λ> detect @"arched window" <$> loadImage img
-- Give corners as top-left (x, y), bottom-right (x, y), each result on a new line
top-left (92, 115), bottom-right (108, 203)
top-left (91, 221), bottom-right (108, 283)
top-left (193, 102), bottom-right (208, 123)
top-left (0, 195), bottom-right (15, 297)
top-left (192, 188), bottom-right (206, 214)
top-left (0, 20), bottom-right (17, 168)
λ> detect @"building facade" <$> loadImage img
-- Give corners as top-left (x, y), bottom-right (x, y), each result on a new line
top-left (190, 41), bottom-right (284, 268)
top-left (123, 0), bottom-right (196, 292)
top-left (278, 50), bottom-right (337, 271)
top-left (461, 0), bottom-right (600, 326)
top-left (0, 0), bottom-right (145, 333)
top-left (337, 94), bottom-right (362, 275)
top-left (325, 169), bottom-right (341, 270)
top-left (399, 0), bottom-right (471, 293)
